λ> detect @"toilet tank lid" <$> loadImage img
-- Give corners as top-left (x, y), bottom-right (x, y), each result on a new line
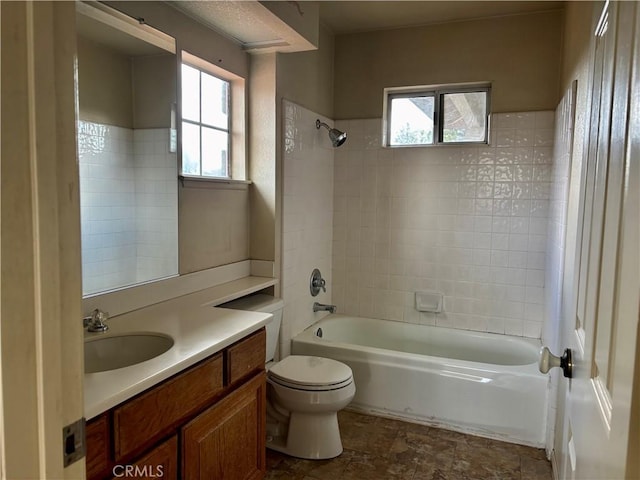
top-left (220, 294), bottom-right (284, 314)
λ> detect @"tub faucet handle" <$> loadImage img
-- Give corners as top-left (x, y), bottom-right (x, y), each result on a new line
top-left (310, 268), bottom-right (327, 296)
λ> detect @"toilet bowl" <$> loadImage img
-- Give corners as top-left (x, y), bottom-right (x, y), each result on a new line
top-left (221, 294), bottom-right (355, 460)
top-left (267, 354), bottom-right (355, 459)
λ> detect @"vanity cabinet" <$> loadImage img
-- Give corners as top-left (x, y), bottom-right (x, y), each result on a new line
top-left (86, 328), bottom-right (266, 480)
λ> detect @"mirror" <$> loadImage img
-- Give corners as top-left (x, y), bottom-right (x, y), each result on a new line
top-left (76, 3), bottom-right (178, 296)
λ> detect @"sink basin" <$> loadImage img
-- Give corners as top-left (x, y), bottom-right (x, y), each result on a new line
top-left (85, 333), bottom-right (174, 373)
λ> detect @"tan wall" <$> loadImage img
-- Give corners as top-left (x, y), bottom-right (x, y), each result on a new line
top-left (77, 40), bottom-right (176, 130)
top-left (277, 24), bottom-right (335, 118)
top-left (178, 185), bottom-right (249, 274)
top-left (333, 10), bottom-right (563, 119)
top-left (249, 54), bottom-right (278, 264)
top-left (133, 54), bottom-right (176, 129)
top-left (560, 3), bottom-right (595, 90)
top-left (77, 36), bottom-right (133, 128)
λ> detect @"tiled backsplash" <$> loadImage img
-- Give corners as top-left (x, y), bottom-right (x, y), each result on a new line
top-left (78, 121), bottom-right (177, 295)
top-left (332, 111), bottom-right (554, 339)
top-left (280, 100), bottom-right (335, 356)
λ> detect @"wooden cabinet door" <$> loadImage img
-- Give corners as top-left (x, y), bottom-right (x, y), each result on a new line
top-left (182, 372), bottom-right (266, 480)
top-left (111, 436), bottom-right (178, 480)
top-left (86, 414), bottom-right (111, 480)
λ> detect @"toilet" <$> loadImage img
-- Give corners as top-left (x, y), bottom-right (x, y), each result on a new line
top-left (221, 294), bottom-right (355, 460)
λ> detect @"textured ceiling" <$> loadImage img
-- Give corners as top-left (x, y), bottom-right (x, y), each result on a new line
top-left (168, 1), bottom-right (565, 49)
top-left (319, 1), bottom-right (565, 35)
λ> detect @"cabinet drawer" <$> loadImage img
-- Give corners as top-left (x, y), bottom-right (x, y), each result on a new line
top-left (113, 353), bottom-right (223, 461)
top-left (226, 328), bottom-right (265, 385)
top-left (86, 413), bottom-right (110, 480)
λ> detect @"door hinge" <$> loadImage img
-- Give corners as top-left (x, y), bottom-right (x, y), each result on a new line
top-left (63, 418), bottom-right (86, 467)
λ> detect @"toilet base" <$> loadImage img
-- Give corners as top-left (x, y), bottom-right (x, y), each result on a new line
top-left (266, 411), bottom-right (344, 460)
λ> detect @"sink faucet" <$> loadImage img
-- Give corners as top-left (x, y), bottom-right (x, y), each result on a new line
top-left (83, 309), bottom-right (109, 333)
top-left (313, 302), bottom-right (337, 314)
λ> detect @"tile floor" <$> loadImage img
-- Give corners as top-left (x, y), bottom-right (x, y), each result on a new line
top-left (266, 410), bottom-right (553, 480)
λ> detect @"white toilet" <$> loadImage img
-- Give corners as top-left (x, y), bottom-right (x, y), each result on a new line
top-left (222, 294), bottom-right (355, 460)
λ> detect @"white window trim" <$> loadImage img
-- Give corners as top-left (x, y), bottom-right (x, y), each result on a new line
top-left (382, 82), bottom-right (491, 147)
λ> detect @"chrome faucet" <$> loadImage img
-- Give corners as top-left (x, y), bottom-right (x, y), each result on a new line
top-left (313, 302), bottom-right (336, 314)
top-left (83, 309), bottom-right (109, 333)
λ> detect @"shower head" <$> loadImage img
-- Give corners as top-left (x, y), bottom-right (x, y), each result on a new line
top-left (316, 119), bottom-right (347, 147)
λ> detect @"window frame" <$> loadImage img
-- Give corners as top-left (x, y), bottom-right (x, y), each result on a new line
top-left (179, 50), bottom-right (247, 183)
top-left (383, 83), bottom-right (491, 147)
top-left (180, 62), bottom-right (231, 178)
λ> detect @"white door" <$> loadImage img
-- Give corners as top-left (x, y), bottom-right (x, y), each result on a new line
top-left (557, 1), bottom-right (640, 479)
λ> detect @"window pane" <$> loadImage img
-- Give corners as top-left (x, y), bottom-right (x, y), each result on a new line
top-left (389, 96), bottom-right (434, 145)
top-left (181, 122), bottom-right (201, 175)
top-left (181, 64), bottom-right (200, 122)
top-left (442, 91), bottom-right (487, 143)
top-left (201, 127), bottom-right (228, 177)
top-left (201, 72), bottom-right (229, 130)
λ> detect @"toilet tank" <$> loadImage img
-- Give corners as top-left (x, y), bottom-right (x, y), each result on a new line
top-left (219, 294), bottom-right (284, 363)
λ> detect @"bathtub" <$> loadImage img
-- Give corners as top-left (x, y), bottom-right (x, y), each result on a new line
top-left (292, 315), bottom-right (548, 447)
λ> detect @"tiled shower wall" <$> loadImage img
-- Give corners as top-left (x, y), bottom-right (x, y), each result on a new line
top-left (280, 100), bottom-right (334, 358)
top-left (78, 121), bottom-right (177, 295)
top-left (332, 112), bottom-right (554, 339)
top-left (133, 129), bottom-right (179, 284)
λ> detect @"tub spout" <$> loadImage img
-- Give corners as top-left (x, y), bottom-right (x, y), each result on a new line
top-left (313, 302), bottom-right (336, 314)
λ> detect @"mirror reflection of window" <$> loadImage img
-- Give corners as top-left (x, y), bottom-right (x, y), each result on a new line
top-left (76, 3), bottom-right (178, 296)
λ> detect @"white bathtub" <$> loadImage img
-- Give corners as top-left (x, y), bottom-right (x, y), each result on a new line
top-left (292, 315), bottom-right (548, 447)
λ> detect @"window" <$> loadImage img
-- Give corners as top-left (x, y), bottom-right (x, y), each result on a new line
top-left (385, 84), bottom-right (490, 146)
top-left (181, 63), bottom-right (230, 178)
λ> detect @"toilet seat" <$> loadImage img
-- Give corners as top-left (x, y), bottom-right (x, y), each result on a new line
top-left (268, 355), bottom-right (353, 392)
top-left (268, 374), bottom-right (353, 391)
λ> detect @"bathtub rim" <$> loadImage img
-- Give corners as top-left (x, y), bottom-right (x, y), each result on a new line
top-left (293, 314), bottom-right (544, 375)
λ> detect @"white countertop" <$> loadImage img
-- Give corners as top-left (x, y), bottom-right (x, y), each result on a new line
top-left (84, 296), bottom-right (272, 420)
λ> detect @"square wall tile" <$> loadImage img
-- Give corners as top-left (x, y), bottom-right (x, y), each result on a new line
top-left (330, 111), bottom-right (555, 339)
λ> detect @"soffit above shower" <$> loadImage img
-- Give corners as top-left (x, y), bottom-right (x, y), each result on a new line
top-left (167, 1), bottom-right (318, 54)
